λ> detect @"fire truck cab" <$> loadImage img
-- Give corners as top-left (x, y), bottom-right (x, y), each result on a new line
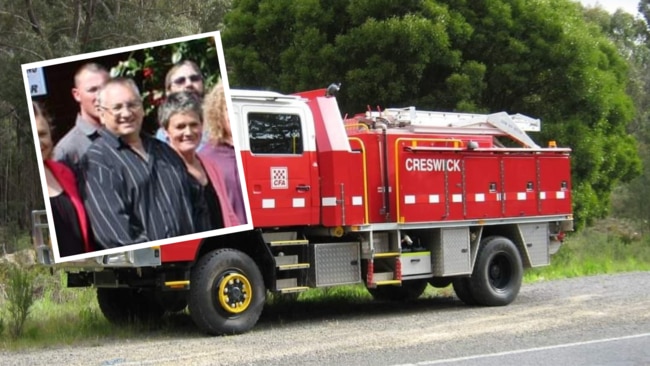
top-left (32, 86), bottom-right (573, 335)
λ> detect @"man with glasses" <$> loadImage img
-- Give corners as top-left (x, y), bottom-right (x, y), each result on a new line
top-left (155, 60), bottom-right (206, 146)
top-left (165, 60), bottom-right (204, 97)
top-left (53, 62), bottom-right (109, 169)
top-left (80, 77), bottom-right (204, 249)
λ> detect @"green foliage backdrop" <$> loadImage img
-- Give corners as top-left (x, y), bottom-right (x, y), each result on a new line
top-left (222, 0), bottom-right (643, 227)
top-left (1, 0), bottom-right (650, 241)
top-left (110, 36), bottom-right (220, 132)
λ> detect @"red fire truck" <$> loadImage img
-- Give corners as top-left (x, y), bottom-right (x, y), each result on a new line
top-left (32, 85), bottom-right (573, 335)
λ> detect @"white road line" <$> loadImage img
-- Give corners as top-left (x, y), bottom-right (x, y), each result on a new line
top-left (392, 332), bottom-right (650, 366)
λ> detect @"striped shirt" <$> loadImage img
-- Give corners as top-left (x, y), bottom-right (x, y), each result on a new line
top-left (80, 129), bottom-right (204, 249)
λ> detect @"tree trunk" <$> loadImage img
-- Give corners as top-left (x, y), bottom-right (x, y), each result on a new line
top-left (73, 0), bottom-right (82, 41)
top-left (80, 0), bottom-right (96, 50)
top-left (5, 154), bottom-right (9, 226)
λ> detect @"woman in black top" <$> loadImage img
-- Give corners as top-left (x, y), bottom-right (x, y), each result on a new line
top-left (158, 92), bottom-right (240, 231)
top-left (34, 102), bottom-right (92, 258)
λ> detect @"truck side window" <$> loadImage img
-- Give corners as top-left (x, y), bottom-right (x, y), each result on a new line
top-left (248, 113), bottom-right (303, 154)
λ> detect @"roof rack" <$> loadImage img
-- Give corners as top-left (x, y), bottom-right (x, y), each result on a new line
top-left (366, 107), bottom-right (541, 148)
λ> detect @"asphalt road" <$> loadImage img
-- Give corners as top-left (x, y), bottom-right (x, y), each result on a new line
top-left (2, 272), bottom-right (649, 366)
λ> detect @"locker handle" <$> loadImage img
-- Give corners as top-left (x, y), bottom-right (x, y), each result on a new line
top-left (410, 259), bottom-right (421, 263)
top-left (296, 184), bottom-right (311, 192)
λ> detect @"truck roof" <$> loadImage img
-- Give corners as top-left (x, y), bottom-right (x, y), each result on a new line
top-left (229, 89), bottom-right (304, 103)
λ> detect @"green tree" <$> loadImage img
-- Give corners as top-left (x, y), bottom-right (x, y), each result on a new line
top-left (224, 0), bottom-right (469, 112)
top-left (223, 0), bottom-right (641, 227)
top-left (585, 2), bottom-right (650, 222)
top-left (447, 1), bottom-right (642, 226)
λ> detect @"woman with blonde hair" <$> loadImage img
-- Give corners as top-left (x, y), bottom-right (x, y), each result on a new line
top-left (202, 80), bottom-right (247, 224)
top-left (34, 101), bottom-right (93, 257)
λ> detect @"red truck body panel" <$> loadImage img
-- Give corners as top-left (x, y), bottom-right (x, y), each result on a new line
top-left (158, 88), bottom-right (572, 264)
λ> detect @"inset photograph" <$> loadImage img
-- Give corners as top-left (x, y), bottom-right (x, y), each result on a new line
top-left (22, 31), bottom-right (252, 263)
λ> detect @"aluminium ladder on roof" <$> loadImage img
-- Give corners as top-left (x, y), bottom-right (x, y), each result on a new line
top-left (366, 107), bottom-right (541, 148)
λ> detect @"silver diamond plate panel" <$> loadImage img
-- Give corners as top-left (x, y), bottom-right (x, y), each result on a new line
top-left (519, 223), bottom-right (549, 266)
top-left (432, 228), bottom-right (470, 276)
top-left (313, 242), bottom-right (361, 286)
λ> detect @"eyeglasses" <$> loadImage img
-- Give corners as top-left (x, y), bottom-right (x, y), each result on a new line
top-left (172, 74), bottom-right (202, 86)
top-left (99, 100), bottom-right (143, 115)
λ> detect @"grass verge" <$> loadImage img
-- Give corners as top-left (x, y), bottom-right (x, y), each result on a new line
top-left (525, 220), bottom-right (650, 282)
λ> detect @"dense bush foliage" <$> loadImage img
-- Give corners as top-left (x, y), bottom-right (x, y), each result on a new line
top-left (222, 0), bottom-right (645, 227)
top-left (1, 0), bottom-right (650, 232)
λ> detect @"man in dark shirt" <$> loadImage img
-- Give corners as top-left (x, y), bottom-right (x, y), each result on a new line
top-left (54, 63), bottom-right (109, 168)
top-left (80, 77), bottom-right (202, 249)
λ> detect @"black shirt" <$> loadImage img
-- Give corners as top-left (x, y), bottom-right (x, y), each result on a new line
top-left (50, 192), bottom-right (84, 257)
top-left (203, 178), bottom-right (224, 230)
top-left (80, 129), bottom-right (204, 249)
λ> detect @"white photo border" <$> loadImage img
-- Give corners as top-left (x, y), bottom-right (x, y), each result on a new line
top-left (21, 31), bottom-right (253, 263)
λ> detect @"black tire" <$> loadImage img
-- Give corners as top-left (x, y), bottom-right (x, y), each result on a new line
top-left (156, 291), bottom-right (188, 313)
top-left (429, 277), bottom-right (452, 288)
top-left (97, 288), bottom-right (165, 324)
top-left (367, 280), bottom-right (428, 301)
top-left (469, 236), bottom-right (523, 306)
top-left (188, 249), bottom-right (265, 335)
top-left (452, 277), bottom-right (477, 305)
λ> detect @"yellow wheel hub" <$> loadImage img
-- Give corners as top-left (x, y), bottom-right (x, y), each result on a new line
top-left (217, 273), bottom-right (253, 314)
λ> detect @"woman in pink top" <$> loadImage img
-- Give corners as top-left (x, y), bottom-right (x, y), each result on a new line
top-left (158, 91), bottom-right (239, 230)
top-left (202, 80), bottom-right (248, 224)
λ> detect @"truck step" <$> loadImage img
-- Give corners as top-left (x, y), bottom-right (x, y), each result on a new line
top-left (375, 280), bottom-right (402, 286)
top-left (269, 239), bottom-right (309, 247)
top-left (279, 286), bottom-right (310, 294)
top-left (278, 263), bottom-right (310, 271)
top-left (274, 254), bottom-right (311, 271)
top-left (374, 251), bottom-right (400, 258)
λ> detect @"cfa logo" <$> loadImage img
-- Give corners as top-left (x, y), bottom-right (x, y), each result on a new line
top-left (405, 158), bottom-right (461, 172)
top-left (271, 167), bottom-right (288, 189)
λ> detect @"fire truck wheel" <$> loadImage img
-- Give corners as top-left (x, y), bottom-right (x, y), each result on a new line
top-left (96, 288), bottom-right (165, 324)
top-left (188, 248), bottom-right (265, 335)
top-left (452, 277), bottom-right (477, 305)
top-left (428, 277), bottom-right (452, 288)
top-left (469, 236), bottom-right (523, 306)
top-left (367, 279), bottom-right (428, 301)
top-left (155, 291), bottom-right (188, 313)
